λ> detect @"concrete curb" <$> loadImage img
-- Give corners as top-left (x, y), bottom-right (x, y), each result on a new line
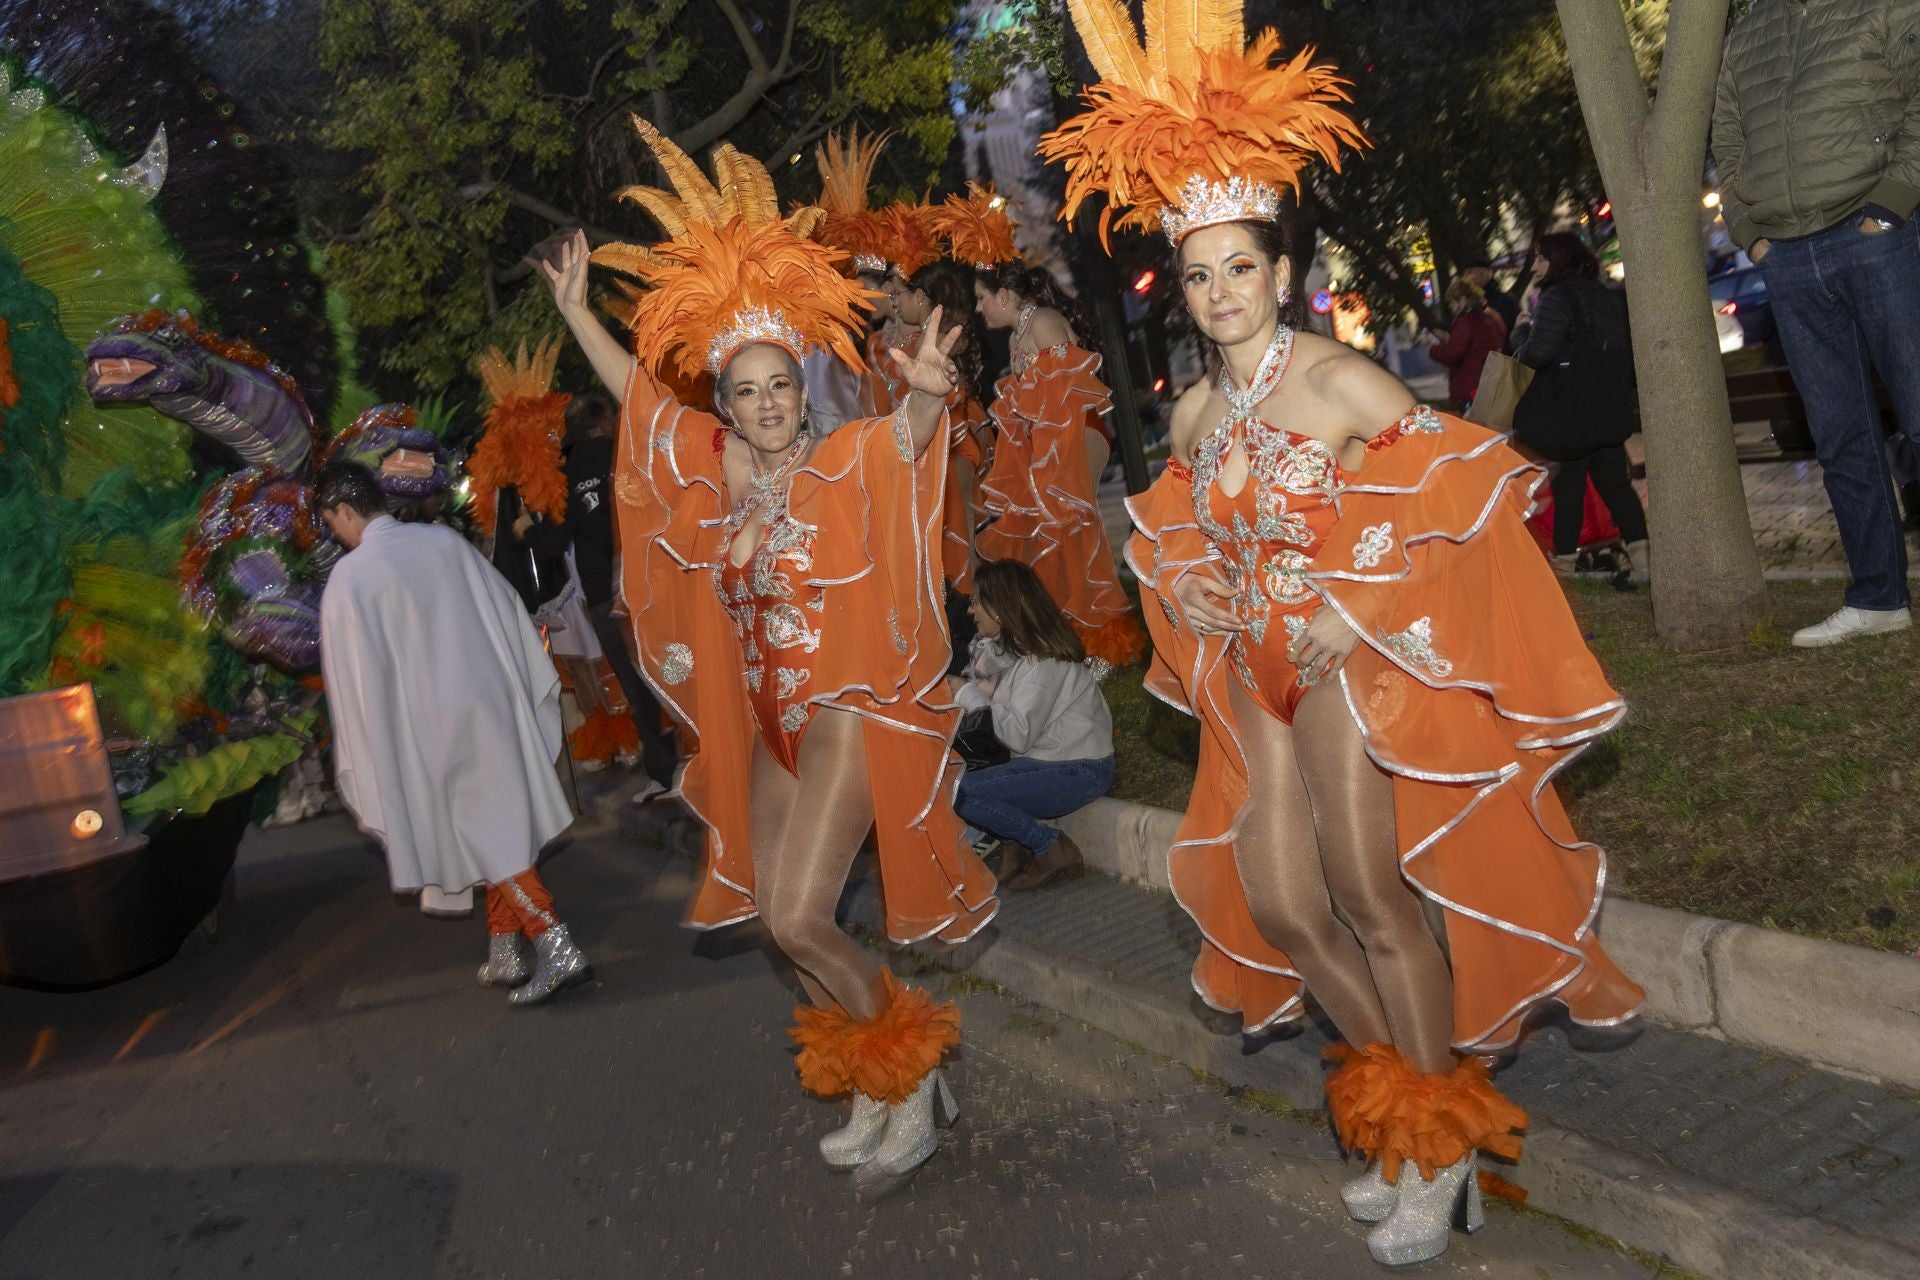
top-left (1058, 797), bottom-right (1920, 1091)
top-left (853, 884), bottom-right (1915, 1280)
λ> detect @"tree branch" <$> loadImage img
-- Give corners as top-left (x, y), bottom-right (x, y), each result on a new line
top-left (457, 181), bottom-right (622, 244)
top-left (1553, 0), bottom-right (1653, 195)
top-left (673, 0), bottom-right (803, 153)
top-left (1646, 0), bottom-right (1728, 192)
top-left (713, 0), bottom-right (770, 75)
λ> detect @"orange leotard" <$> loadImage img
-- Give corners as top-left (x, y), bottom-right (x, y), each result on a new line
top-left (1128, 403), bottom-right (1645, 1050)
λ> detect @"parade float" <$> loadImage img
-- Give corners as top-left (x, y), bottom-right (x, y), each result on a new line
top-left (0, 3), bottom-right (369, 987)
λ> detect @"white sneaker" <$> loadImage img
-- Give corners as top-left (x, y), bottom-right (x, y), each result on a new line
top-left (628, 778), bottom-right (668, 807)
top-left (1791, 606), bottom-right (1913, 648)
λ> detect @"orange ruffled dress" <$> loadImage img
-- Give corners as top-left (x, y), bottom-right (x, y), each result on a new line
top-left (1126, 405), bottom-right (1644, 1051)
top-left (614, 367), bottom-right (998, 944)
top-left (941, 388), bottom-right (992, 593)
top-left (977, 342), bottom-right (1145, 663)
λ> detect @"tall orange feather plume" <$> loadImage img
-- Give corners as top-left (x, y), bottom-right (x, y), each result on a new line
top-left (930, 182), bottom-right (1021, 268)
top-left (1039, 0), bottom-right (1367, 247)
top-left (467, 338), bottom-right (569, 537)
top-left (879, 201), bottom-right (943, 279)
top-left (814, 128), bottom-right (894, 274)
top-left (590, 117), bottom-right (872, 384)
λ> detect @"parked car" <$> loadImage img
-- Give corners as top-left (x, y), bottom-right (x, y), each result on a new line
top-left (1710, 266), bottom-right (1774, 353)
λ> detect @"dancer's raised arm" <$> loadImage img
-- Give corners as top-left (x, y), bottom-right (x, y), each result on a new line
top-left (538, 229), bottom-right (636, 403)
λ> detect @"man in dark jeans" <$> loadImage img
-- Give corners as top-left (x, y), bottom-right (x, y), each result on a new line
top-left (1714, 0), bottom-right (1920, 646)
top-left (565, 389), bottom-right (679, 802)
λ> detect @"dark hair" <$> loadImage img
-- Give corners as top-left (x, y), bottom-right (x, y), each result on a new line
top-left (973, 262), bottom-right (1094, 345)
top-left (1173, 218), bottom-right (1308, 329)
top-left (1534, 233), bottom-right (1599, 287)
top-left (974, 559), bottom-right (1085, 663)
top-left (907, 260), bottom-right (985, 394)
top-left (564, 388), bottom-right (618, 443)
top-left (314, 461), bottom-right (389, 518)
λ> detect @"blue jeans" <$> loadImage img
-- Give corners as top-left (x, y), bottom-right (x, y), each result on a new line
top-left (954, 755), bottom-right (1115, 853)
top-left (1760, 216), bottom-right (1920, 609)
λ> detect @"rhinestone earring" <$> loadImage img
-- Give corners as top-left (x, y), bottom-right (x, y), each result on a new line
top-left (1277, 284), bottom-right (1294, 307)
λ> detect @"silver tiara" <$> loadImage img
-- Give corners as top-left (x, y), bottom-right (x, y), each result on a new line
top-left (707, 306), bottom-right (807, 374)
top-left (1159, 174), bottom-right (1281, 244)
top-left (852, 253), bottom-right (888, 275)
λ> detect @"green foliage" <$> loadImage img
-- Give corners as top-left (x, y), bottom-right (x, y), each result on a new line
top-left (125, 714), bottom-right (314, 816)
top-left (315, 0), bottom-right (966, 396)
top-left (957, 0), bottom-right (1075, 113)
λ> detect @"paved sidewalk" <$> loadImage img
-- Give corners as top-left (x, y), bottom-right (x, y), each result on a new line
top-left (616, 797), bottom-right (1918, 1279)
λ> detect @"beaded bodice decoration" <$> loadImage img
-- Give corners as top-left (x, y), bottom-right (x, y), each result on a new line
top-left (1189, 326), bottom-right (1341, 649)
top-left (716, 438), bottom-right (827, 767)
top-left (1007, 302), bottom-right (1071, 377)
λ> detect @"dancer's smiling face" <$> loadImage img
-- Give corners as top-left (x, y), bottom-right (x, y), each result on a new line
top-left (719, 344), bottom-right (809, 455)
top-left (1178, 221), bottom-right (1290, 348)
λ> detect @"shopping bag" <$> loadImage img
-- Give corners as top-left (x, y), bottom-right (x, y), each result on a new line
top-left (1465, 351), bottom-right (1533, 430)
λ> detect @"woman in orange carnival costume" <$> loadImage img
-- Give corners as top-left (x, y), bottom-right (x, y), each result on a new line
top-left (541, 121), bottom-right (997, 1191)
top-left (1042, 0), bottom-right (1644, 1265)
top-left (969, 244), bottom-right (1146, 665)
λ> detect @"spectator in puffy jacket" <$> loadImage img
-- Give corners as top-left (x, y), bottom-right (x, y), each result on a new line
top-left (1713, 0), bottom-right (1920, 647)
top-left (951, 560), bottom-right (1115, 892)
top-left (1427, 277), bottom-right (1509, 411)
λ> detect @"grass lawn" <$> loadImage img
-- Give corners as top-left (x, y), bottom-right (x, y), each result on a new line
top-left (1103, 578), bottom-right (1920, 953)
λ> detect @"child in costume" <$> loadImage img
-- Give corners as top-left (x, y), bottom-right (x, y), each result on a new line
top-left (1041, 0), bottom-right (1645, 1264)
top-left (541, 122), bottom-right (997, 1192)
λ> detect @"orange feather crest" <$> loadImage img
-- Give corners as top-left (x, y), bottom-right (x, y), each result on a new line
top-left (1040, 0), bottom-right (1367, 247)
top-left (591, 117), bottom-right (871, 383)
top-left (930, 183), bottom-right (1021, 268)
top-left (468, 338), bottom-right (569, 537)
top-left (879, 202), bottom-right (943, 279)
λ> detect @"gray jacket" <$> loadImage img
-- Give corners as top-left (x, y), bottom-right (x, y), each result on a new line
top-left (1712, 0), bottom-right (1920, 249)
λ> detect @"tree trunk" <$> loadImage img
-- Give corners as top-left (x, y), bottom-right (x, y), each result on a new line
top-left (1555, 0), bottom-right (1766, 650)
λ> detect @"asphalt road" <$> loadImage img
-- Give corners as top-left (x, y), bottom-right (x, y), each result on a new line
top-left (0, 810), bottom-right (1665, 1280)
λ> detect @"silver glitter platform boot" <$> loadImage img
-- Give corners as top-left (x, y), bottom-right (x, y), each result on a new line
top-left (1365, 1153), bottom-right (1483, 1267)
top-left (850, 1069), bottom-right (959, 1197)
top-left (819, 1093), bottom-right (890, 1169)
top-left (477, 932), bottom-right (531, 987)
top-left (508, 924), bottom-right (592, 1006)
top-left (1340, 1161), bottom-right (1394, 1223)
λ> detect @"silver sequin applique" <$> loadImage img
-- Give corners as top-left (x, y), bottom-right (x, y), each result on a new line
top-left (1353, 522), bottom-right (1395, 570)
top-left (1378, 616), bottom-right (1455, 678)
top-left (660, 642), bottom-right (694, 686)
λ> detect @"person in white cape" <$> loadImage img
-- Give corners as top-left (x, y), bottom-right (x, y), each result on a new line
top-left (315, 461), bottom-right (591, 1005)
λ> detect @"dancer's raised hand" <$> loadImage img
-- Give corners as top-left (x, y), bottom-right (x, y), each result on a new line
top-left (890, 305), bottom-right (965, 400)
top-left (536, 228), bottom-right (591, 317)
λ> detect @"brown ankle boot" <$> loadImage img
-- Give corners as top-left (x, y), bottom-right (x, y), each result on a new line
top-left (1006, 832), bottom-right (1085, 891)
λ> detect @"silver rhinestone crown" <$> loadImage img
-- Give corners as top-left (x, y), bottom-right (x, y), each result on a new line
top-left (852, 253), bottom-right (888, 275)
top-left (1159, 175), bottom-right (1281, 244)
top-left (708, 305), bottom-right (807, 374)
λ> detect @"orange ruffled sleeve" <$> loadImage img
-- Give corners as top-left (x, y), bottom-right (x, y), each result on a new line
top-left (614, 374), bottom-right (997, 944)
top-left (978, 345), bottom-right (1145, 664)
top-left (1125, 416), bottom-right (1646, 1050)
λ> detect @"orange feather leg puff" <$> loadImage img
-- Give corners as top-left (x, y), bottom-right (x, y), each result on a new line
top-left (590, 118), bottom-right (994, 1108)
top-left (1043, 0), bottom-right (1645, 1189)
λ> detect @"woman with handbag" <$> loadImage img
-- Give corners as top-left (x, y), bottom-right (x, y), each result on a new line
top-left (1511, 235), bottom-right (1650, 581)
top-left (1426, 277), bottom-right (1508, 414)
top-left (950, 559), bottom-right (1115, 891)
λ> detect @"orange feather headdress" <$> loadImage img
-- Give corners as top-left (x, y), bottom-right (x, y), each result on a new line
top-left (930, 182), bottom-right (1021, 269)
top-left (467, 338), bottom-right (569, 538)
top-left (878, 201), bottom-right (943, 280)
top-left (591, 118), bottom-right (871, 383)
top-left (814, 128), bottom-right (894, 276)
top-left (1038, 0), bottom-right (1367, 247)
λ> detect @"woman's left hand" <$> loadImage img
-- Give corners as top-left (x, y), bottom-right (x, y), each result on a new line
top-left (1288, 609), bottom-right (1362, 684)
top-left (889, 304), bottom-right (964, 399)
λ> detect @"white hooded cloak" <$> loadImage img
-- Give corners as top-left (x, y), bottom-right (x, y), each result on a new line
top-left (320, 516), bottom-right (573, 893)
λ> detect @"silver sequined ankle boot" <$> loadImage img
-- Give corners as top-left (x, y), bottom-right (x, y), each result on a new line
top-left (851, 1070), bottom-right (959, 1197)
top-left (1340, 1160), bottom-right (1394, 1223)
top-left (477, 932), bottom-right (531, 987)
top-left (1365, 1153), bottom-right (1483, 1266)
top-left (508, 923), bottom-right (592, 1005)
top-left (820, 1093), bottom-right (890, 1169)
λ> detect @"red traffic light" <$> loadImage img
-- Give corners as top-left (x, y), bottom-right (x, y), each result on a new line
top-left (1132, 269), bottom-right (1155, 293)
top-left (1152, 377), bottom-right (1166, 392)
top-left (1596, 200), bottom-right (1613, 220)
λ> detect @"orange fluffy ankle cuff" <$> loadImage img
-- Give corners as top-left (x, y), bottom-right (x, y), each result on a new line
top-left (789, 971), bottom-right (961, 1104)
top-left (1323, 1042), bottom-right (1527, 1183)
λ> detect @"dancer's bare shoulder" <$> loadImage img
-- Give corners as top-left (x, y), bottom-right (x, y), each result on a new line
top-left (1169, 378), bottom-right (1222, 464)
